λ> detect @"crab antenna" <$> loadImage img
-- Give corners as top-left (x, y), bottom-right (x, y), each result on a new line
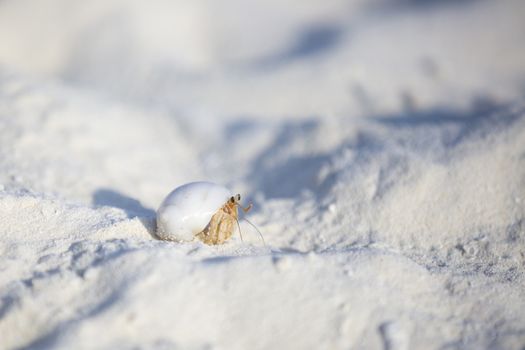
top-left (241, 217), bottom-right (266, 246)
top-left (224, 209), bottom-right (265, 246)
top-left (234, 216), bottom-right (244, 242)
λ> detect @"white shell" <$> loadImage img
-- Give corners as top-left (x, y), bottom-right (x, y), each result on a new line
top-left (156, 181), bottom-right (232, 242)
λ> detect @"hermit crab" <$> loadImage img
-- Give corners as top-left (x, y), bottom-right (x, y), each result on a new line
top-left (156, 181), bottom-right (262, 245)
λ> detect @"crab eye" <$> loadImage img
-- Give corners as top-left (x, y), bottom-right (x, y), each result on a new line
top-left (230, 196), bottom-right (235, 203)
top-left (236, 194), bottom-right (241, 201)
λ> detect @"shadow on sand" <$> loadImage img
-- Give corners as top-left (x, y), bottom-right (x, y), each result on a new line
top-left (92, 188), bottom-right (157, 238)
top-left (230, 98), bottom-right (518, 201)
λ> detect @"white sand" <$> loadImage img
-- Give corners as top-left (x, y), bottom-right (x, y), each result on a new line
top-left (1, 0), bottom-right (524, 349)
